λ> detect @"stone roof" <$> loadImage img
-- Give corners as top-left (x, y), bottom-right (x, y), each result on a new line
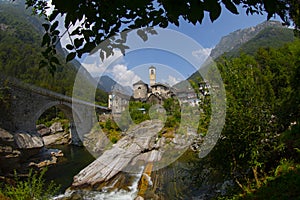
top-left (151, 82), bottom-right (170, 88)
top-left (133, 80), bottom-right (148, 86)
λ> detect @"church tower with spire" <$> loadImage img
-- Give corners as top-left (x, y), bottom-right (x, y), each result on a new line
top-left (149, 66), bottom-right (156, 86)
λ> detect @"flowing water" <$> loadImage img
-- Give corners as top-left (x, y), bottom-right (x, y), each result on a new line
top-left (46, 145), bottom-right (224, 199)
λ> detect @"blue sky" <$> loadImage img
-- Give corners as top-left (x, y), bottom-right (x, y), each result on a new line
top-left (76, 5), bottom-right (281, 87)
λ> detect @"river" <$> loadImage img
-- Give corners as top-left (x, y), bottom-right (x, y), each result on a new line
top-left (45, 145), bottom-right (226, 199)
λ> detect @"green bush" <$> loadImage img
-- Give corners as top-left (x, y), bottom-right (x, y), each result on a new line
top-left (1, 168), bottom-right (60, 200)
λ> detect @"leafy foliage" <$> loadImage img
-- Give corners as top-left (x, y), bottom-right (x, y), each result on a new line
top-left (23, 0), bottom-right (298, 65)
top-left (209, 39), bottom-right (300, 197)
top-left (0, 168), bottom-right (60, 200)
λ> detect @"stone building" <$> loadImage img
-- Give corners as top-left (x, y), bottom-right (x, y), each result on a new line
top-left (109, 65), bottom-right (206, 114)
top-left (108, 91), bottom-right (130, 114)
top-left (132, 66), bottom-right (175, 103)
top-left (133, 80), bottom-right (148, 100)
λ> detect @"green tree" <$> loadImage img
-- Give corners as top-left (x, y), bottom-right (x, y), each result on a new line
top-left (24, 0), bottom-right (299, 66)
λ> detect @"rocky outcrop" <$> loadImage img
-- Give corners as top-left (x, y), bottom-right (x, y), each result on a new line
top-left (210, 20), bottom-right (284, 58)
top-left (83, 126), bottom-right (110, 157)
top-left (14, 131), bottom-right (44, 149)
top-left (43, 132), bottom-right (70, 146)
top-left (0, 128), bottom-right (21, 174)
top-left (0, 127), bottom-right (65, 175)
top-left (50, 122), bottom-right (64, 133)
top-left (37, 122), bottom-right (71, 146)
top-left (71, 120), bottom-right (165, 189)
top-left (36, 124), bottom-right (51, 136)
top-left (71, 120), bottom-right (198, 191)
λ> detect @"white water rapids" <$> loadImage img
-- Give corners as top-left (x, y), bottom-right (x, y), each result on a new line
top-left (53, 167), bottom-right (145, 200)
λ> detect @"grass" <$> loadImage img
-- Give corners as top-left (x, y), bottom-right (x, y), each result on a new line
top-left (0, 168), bottom-right (60, 200)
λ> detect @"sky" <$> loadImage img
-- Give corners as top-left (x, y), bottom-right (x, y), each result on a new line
top-left (53, 4), bottom-right (281, 88)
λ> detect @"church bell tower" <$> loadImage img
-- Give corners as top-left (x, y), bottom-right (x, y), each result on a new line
top-left (149, 66), bottom-right (156, 86)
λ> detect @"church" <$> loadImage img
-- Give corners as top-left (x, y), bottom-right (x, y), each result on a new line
top-left (108, 66), bottom-right (174, 114)
top-left (132, 66), bottom-right (174, 104)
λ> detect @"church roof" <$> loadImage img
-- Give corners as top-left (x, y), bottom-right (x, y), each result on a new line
top-left (151, 82), bottom-right (170, 88)
top-left (133, 80), bottom-right (148, 86)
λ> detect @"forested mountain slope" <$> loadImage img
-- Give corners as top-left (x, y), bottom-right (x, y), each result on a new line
top-left (0, 1), bottom-right (107, 105)
top-left (210, 20), bottom-right (294, 59)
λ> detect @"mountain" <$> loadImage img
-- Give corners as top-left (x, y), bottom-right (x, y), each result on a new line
top-left (94, 75), bottom-right (133, 95)
top-left (209, 20), bottom-right (294, 59)
top-left (94, 76), bottom-right (118, 93)
top-left (0, 0), bottom-right (108, 105)
top-left (187, 20), bottom-right (295, 83)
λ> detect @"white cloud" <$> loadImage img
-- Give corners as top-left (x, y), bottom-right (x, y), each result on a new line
top-left (192, 48), bottom-right (212, 62)
top-left (162, 75), bottom-right (182, 86)
top-left (81, 50), bottom-right (124, 77)
top-left (109, 64), bottom-right (141, 87)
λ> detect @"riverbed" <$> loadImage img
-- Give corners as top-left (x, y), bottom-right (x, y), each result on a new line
top-left (45, 145), bottom-right (226, 199)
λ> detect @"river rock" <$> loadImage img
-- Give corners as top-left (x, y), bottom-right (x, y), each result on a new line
top-left (71, 119), bottom-right (164, 189)
top-left (83, 127), bottom-right (110, 157)
top-left (36, 124), bottom-right (51, 136)
top-left (50, 122), bottom-right (64, 133)
top-left (0, 128), bottom-right (14, 145)
top-left (14, 131), bottom-right (44, 149)
top-left (0, 128), bottom-right (21, 174)
top-left (43, 132), bottom-right (71, 146)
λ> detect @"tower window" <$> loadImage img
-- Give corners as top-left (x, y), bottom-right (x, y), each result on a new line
top-left (151, 69), bottom-right (154, 75)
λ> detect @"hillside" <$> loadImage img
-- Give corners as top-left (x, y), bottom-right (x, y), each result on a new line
top-left (0, 1), bottom-right (108, 105)
top-left (188, 20), bottom-right (295, 83)
top-left (209, 20), bottom-right (294, 59)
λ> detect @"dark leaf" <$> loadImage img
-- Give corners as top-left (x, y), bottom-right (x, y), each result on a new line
top-left (222, 0), bottom-right (239, 15)
top-left (66, 44), bottom-right (74, 50)
top-left (74, 38), bottom-right (84, 48)
top-left (71, 27), bottom-right (81, 36)
top-left (209, 2), bottom-right (221, 22)
top-left (41, 33), bottom-right (51, 47)
top-left (50, 56), bottom-right (60, 65)
top-left (42, 23), bottom-right (50, 31)
top-left (49, 9), bottom-right (59, 22)
top-left (66, 52), bottom-right (76, 62)
top-left (52, 30), bottom-right (60, 36)
top-left (50, 21), bottom-right (59, 32)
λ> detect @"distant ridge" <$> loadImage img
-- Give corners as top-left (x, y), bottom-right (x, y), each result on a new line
top-left (209, 20), bottom-right (293, 59)
top-left (187, 20), bottom-right (295, 83)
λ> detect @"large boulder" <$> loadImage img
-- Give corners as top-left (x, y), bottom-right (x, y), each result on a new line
top-left (0, 128), bottom-right (21, 174)
top-left (43, 132), bottom-right (71, 146)
top-left (72, 119), bottom-right (164, 189)
top-left (50, 122), bottom-right (64, 133)
top-left (36, 124), bottom-right (51, 136)
top-left (14, 132), bottom-right (44, 149)
top-left (0, 128), bottom-right (14, 146)
top-left (83, 126), bottom-right (110, 157)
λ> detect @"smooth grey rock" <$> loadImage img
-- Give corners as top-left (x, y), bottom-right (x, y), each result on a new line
top-left (43, 132), bottom-right (70, 146)
top-left (50, 122), bottom-right (64, 133)
top-left (14, 132), bottom-right (44, 149)
top-left (0, 128), bottom-right (14, 145)
top-left (36, 124), bottom-right (51, 136)
top-left (72, 120), bottom-right (164, 189)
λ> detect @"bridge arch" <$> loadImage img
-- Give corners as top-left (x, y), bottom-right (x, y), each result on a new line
top-left (34, 101), bottom-right (83, 144)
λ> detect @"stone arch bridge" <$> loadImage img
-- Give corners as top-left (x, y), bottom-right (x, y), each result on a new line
top-left (0, 77), bottom-right (110, 145)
